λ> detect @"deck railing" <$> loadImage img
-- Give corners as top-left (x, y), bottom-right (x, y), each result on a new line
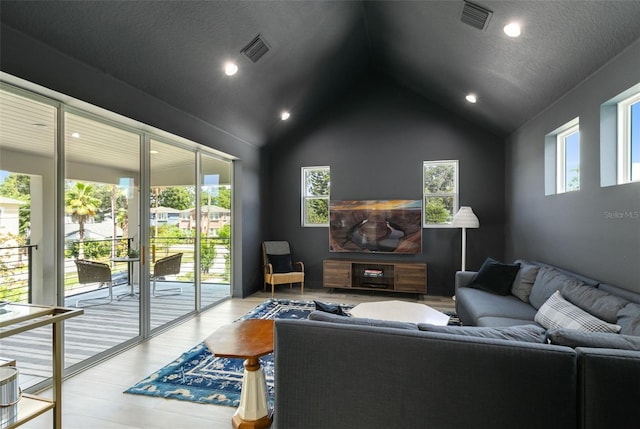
top-left (0, 237), bottom-right (230, 304)
top-left (0, 244), bottom-right (37, 302)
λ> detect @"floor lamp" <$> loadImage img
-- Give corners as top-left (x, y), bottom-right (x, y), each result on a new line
top-left (452, 206), bottom-right (479, 271)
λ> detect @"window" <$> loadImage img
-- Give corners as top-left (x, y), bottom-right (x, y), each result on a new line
top-left (618, 92), bottom-right (640, 183)
top-left (301, 166), bottom-right (330, 226)
top-left (600, 83), bottom-right (640, 187)
top-left (423, 160), bottom-right (458, 227)
top-left (544, 118), bottom-right (579, 195)
top-left (557, 124), bottom-right (580, 193)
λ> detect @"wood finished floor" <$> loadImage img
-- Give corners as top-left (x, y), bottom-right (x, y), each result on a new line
top-left (21, 288), bottom-right (455, 429)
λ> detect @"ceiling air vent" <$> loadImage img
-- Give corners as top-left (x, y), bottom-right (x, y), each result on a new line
top-left (242, 35), bottom-right (270, 63)
top-left (461, 1), bottom-right (492, 31)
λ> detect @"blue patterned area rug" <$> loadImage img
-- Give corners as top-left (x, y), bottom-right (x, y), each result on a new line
top-left (124, 298), bottom-right (458, 407)
top-left (123, 298), bottom-right (343, 407)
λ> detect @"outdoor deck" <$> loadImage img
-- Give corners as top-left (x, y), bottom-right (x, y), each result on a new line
top-left (0, 281), bottom-right (230, 388)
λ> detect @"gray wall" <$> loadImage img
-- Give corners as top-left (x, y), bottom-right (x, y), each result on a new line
top-left (264, 75), bottom-right (505, 296)
top-left (1, 25), bottom-right (262, 298)
top-left (506, 39), bottom-right (640, 292)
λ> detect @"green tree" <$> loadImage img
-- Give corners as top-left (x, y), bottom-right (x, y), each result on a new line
top-left (567, 167), bottom-right (580, 191)
top-left (152, 187), bottom-right (193, 210)
top-left (425, 198), bottom-right (451, 223)
top-left (212, 186), bottom-right (231, 210)
top-left (65, 182), bottom-right (101, 258)
top-left (200, 239), bottom-right (216, 273)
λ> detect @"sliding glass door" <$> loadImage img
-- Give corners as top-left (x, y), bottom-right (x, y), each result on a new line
top-left (200, 153), bottom-right (232, 307)
top-left (63, 110), bottom-right (142, 369)
top-left (0, 79), bottom-right (233, 386)
top-left (149, 139), bottom-right (196, 330)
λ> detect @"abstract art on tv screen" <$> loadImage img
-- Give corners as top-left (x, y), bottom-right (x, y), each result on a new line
top-left (329, 200), bottom-right (422, 253)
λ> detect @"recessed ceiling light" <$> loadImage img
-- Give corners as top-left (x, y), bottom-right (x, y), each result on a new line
top-left (224, 62), bottom-right (238, 76)
top-left (280, 111), bottom-right (291, 121)
top-left (71, 132), bottom-right (80, 138)
top-left (465, 94), bottom-right (477, 103)
top-left (504, 22), bottom-right (521, 37)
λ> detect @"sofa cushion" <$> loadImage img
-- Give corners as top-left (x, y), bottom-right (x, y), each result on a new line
top-left (562, 282), bottom-right (628, 323)
top-left (456, 287), bottom-right (538, 322)
top-left (547, 328), bottom-right (640, 351)
top-left (469, 257), bottom-right (521, 296)
top-left (535, 291), bottom-right (621, 333)
top-left (267, 253), bottom-right (293, 273)
top-left (314, 300), bottom-right (349, 317)
top-left (417, 323), bottom-right (547, 343)
top-left (529, 267), bottom-right (584, 310)
top-left (598, 283), bottom-right (640, 305)
top-left (617, 303), bottom-right (640, 336)
top-left (510, 260), bottom-right (540, 303)
top-left (307, 310), bottom-right (419, 330)
top-left (476, 316), bottom-right (543, 328)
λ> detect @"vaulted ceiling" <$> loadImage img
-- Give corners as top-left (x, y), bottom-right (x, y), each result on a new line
top-left (2, 1), bottom-right (640, 148)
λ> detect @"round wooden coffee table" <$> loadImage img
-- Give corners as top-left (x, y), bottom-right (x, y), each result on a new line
top-left (204, 319), bottom-right (274, 429)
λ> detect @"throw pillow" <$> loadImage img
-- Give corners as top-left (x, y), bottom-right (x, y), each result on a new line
top-left (617, 303), bottom-right (640, 336)
top-left (314, 300), bottom-right (349, 317)
top-left (510, 261), bottom-right (540, 303)
top-left (562, 282), bottom-right (629, 323)
top-left (547, 328), bottom-right (640, 351)
top-left (266, 253), bottom-right (293, 273)
top-left (469, 257), bottom-right (521, 296)
top-left (529, 267), bottom-right (584, 310)
top-left (417, 323), bottom-right (547, 343)
top-left (308, 310), bottom-right (418, 330)
top-left (534, 291), bottom-right (622, 333)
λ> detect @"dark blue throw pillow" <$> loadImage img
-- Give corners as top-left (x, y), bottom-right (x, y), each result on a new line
top-left (314, 300), bottom-right (349, 317)
top-left (267, 253), bottom-right (293, 273)
top-left (470, 257), bottom-right (521, 296)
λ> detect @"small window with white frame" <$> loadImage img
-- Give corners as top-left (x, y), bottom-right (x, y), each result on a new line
top-left (423, 160), bottom-right (458, 227)
top-left (556, 122), bottom-right (580, 193)
top-left (301, 166), bottom-right (330, 227)
top-left (617, 91), bottom-right (640, 184)
top-left (544, 118), bottom-right (580, 195)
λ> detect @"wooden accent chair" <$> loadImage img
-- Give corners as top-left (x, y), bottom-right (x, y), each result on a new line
top-left (263, 241), bottom-right (304, 297)
top-left (75, 259), bottom-right (115, 307)
top-left (151, 253), bottom-right (183, 297)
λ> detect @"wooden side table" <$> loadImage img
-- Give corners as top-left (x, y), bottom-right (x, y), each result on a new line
top-left (204, 319), bottom-right (274, 429)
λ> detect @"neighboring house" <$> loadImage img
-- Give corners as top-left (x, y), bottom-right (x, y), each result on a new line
top-left (0, 196), bottom-right (25, 237)
top-left (151, 205), bottom-right (230, 236)
top-left (181, 205), bottom-right (231, 237)
top-left (150, 206), bottom-right (182, 228)
top-left (64, 222), bottom-right (123, 241)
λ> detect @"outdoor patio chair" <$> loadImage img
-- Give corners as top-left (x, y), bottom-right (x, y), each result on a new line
top-left (152, 253), bottom-right (183, 297)
top-left (75, 259), bottom-right (116, 307)
top-left (263, 241), bottom-right (304, 297)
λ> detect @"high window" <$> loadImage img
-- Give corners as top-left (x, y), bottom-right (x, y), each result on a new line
top-left (544, 118), bottom-right (580, 195)
top-left (301, 166), bottom-right (330, 226)
top-left (600, 83), bottom-right (640, 187)
top-left (618, 92), bottom-right (640, 183)
top-left (557, 124), bottom-right (580, 193)
top-left (423, 160), bottom-right (458, 227)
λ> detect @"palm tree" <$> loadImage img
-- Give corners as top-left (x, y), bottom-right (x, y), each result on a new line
top-left (65, 182), bottom-right (101, 259)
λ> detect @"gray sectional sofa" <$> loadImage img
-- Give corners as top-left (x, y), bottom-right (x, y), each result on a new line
top-left (271, 260), bottom-right (640, 429)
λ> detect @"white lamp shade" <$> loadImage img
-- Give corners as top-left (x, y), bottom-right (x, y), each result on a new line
top-left (452, 206), bottom-right (479, 228)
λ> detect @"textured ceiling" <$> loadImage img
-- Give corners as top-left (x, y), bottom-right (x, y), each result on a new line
top-left (2, 1), bottom-right (640, 147)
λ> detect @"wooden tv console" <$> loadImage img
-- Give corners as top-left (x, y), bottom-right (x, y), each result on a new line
top-left (323, 259), bottom-right (427, 295)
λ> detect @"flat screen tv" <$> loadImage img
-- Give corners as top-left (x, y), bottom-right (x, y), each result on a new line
top-left (329, 199), bottom-right (422, 254)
